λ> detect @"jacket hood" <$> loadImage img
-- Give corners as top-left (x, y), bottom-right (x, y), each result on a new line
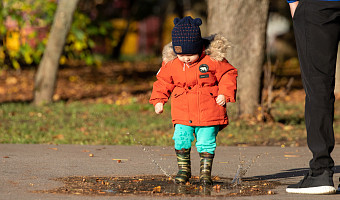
top-left (162, 34), bottom-right (231, 64)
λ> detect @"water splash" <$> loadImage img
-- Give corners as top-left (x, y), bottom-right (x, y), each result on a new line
top-left (231, 153), bottom-right (262, 186)
top-left (231, 164), bottom-right (246, 185)
top-left (126, 132), bottom-right (175, 183)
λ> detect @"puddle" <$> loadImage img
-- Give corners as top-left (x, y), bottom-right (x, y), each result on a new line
top-left (35, 175), bottom-right (280, 197)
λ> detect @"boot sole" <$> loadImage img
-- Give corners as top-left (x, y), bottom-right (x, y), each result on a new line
top-left (286, 186), bottom-right (336, 194)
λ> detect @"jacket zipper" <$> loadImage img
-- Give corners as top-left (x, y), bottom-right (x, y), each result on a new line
top-left (184, 63), bottom-right (191, 124)
top-left (183, 63), bottom-right (190, 71)
top-left (196, 65), bottom-right (200, 124)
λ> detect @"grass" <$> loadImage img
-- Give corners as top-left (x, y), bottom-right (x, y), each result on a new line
top-left (0, 102), bottom-right (173, 145)
top-left (1, 99), bottom-right (340, 147)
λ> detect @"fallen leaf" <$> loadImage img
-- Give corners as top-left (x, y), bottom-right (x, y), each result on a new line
top-left (0, 87), bottom-right (5, 95)
top-left (267, 190), bottom-right (274, 195)
top-left (213, 184), bottom-right (221, 190)
top-left (3, 156), bottom-right (9, 158)
top-left (89, 154), bottom-right (94, 157)
top-left (153, 186), bottom-right (161, 192)
top-left (284, 155), bottom-right (301, 158)
top-left (52, 94), bottom-right (60, 101)
top-left (283, 125), bottom-right (293, 131)
top-left (6, 77), bottom-right (18, 85)
top-left (48, 148), bottom-right (58, 151)
top-left (53, 134), bottom-right (64, 140)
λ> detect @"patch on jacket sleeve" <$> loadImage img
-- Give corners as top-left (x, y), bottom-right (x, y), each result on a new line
top-left (199, 64), bottom-right (209, 73)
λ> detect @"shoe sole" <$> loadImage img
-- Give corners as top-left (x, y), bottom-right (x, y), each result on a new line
top-left (286, 186), bottom-right (336, 195)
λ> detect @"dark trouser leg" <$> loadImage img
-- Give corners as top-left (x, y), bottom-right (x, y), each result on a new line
top-left (293, 0), bottom-right (340, 175)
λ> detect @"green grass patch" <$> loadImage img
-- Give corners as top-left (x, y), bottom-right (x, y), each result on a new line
top-left (0, 102), bottom-right (173, 146)
top-left (1, 100), bottom-right (340, 146)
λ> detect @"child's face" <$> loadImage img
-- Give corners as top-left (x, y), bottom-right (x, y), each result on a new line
top-left (177, 54), bottom-right (199, 64)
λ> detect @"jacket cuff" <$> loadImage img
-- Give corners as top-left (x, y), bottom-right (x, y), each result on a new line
top-left (287, 0), bottom-right (298, 3)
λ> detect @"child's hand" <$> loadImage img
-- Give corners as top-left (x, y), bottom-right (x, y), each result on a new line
top-left (155, 102), bottom-right (164, 114)
top-left (216, 95), bottom-right (226, 106)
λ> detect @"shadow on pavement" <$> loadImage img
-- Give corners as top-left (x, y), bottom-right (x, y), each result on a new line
top-left (251, 165), bottom-right (340, 181)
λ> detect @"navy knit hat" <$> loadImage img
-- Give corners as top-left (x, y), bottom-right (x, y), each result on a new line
top-left (171, 16), bottom-right (203, 55)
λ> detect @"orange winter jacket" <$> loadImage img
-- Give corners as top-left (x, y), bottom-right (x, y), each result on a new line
top-left (149, 34), bottom-right (237, 128)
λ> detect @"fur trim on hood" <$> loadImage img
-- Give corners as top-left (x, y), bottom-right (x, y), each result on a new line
top-left (162, 34), bottom-right (231, 64)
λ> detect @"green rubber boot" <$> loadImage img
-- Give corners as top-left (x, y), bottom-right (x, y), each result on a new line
top-left (175, 148), bottom-right (191, 184)
top-left (199, 152), bottom-right (214, 185)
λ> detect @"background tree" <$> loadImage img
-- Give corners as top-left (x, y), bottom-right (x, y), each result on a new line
top-left (33, 0), bottom-right (79, 105)
top-left (207, 0), bottom-right (270, 116)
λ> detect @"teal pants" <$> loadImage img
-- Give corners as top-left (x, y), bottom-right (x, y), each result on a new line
top-left (173, 124), bottom-right (219, 154)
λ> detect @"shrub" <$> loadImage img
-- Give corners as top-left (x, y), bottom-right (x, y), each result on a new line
top-left (0, 0), bottom-right (111, 69)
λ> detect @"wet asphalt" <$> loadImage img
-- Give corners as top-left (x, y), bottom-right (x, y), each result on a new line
top-left (1, 144), bottom-right (340, 200)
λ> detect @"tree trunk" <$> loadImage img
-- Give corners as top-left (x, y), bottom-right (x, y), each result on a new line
top-left (207, 0), bottom-right (269, 116)
top-left (33, 0), bottom-right (79, 105)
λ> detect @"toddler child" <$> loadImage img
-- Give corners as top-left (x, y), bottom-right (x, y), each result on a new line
top-left (149, 16), bottom-right (237, 185)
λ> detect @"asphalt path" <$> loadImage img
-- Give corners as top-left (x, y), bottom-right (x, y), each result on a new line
top-left (1, 144), bottom-right (340, 200)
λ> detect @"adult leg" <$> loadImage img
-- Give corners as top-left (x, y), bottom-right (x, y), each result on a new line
top-left (293, 0), bottom-right (339, 176)
top-left (287, 0), bottom-right (340, 194)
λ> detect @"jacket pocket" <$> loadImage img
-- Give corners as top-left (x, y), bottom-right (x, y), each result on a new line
top-left (199, 86), bottom-right (226, 122)
top-left (171, 88), bottom-right (188, 121)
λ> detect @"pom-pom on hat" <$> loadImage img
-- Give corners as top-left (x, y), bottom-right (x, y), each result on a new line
top-left (171, 16), bottom-right (203, 55)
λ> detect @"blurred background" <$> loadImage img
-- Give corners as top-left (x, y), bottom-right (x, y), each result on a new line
top-left (0, 0), bottom-right (297, 103)
top-left (1, 0), bottom-right (340, 146)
